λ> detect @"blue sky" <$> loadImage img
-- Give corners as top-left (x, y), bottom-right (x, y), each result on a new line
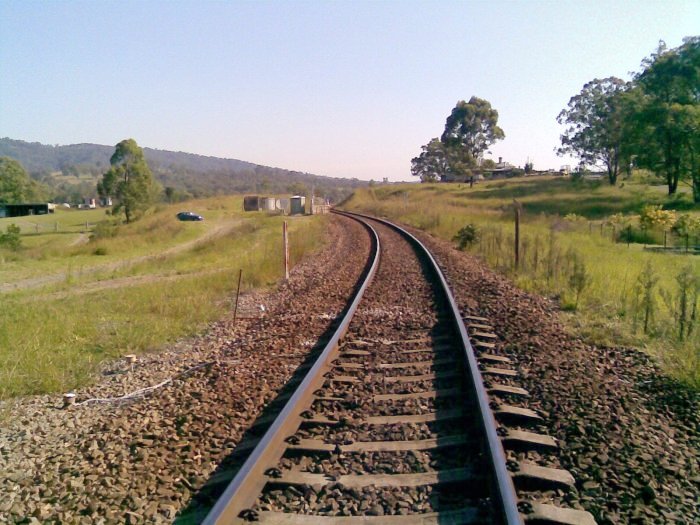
top-left (1, 1), bottom-right (698, 181)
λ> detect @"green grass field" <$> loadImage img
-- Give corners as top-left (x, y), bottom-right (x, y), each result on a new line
top-left (0, 197), bottom-right (326, 398)
top-left (341, 176), bottom-right (700, 388)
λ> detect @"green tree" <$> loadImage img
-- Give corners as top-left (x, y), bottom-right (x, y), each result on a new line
top-left (441, 97), bottom-right (505, 161)
top-left (633, 37), bottom-right (700, 199)
top-left (412, 97), bottom-right (505, 182)
top-left (0, 157), bottom-right (47, 203)
top-left (98, 139), bottom-right (161, 223)
top-left (557, 77), bottom-right (633, 185)
top-left (411, 138), bottom-right (449, 182)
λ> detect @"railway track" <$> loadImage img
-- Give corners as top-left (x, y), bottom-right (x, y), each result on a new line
top-left (197, 212), bottom-right (595, 525)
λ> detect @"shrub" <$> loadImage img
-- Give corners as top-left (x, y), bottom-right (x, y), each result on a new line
top-left (90, 220), bottom-right (119, 240)
top-left (568, 252), bottom-right (590, 310)
top-left (0, 224), bottom-right (22, 251)
top-left (453, 224), bottom-right (480, 250)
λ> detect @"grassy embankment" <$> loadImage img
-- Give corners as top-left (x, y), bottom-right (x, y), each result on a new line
top-left (341, 176), bottom-right (700, 388)
top-left (0, 197), bottom-right (326, 399)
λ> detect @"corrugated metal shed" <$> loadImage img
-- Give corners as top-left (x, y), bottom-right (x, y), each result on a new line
top-left (290, 196), bottom-right (306, 215)
top-left (260, 197), bottom-right (276, 211)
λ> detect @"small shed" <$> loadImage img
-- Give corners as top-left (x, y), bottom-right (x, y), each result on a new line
top-left (243, 195), bottom-right (260, 212)
top-left (290, 196), bottom-right (306, 215)
top-left (0, 203), bottom-right (53, 218)
top-left (277, 198), bottom-right (290, 214)
top-left (260, 197), bottom-right (277, 211)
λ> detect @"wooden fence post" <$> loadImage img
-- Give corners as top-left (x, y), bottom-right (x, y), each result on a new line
top-left (283, 221), bottom-right (289, 280)
top-left (513, 200), bottom-right (522, 271)
top-left (232, 269), bottom-right (243, 324)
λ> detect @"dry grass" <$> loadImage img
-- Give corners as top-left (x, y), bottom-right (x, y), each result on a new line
top-left (0, 197), bottom-right (326, 398)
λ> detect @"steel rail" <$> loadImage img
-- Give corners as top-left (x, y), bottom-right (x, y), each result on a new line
top-left (340, 210), bottom-right (522, 525)
top-left (202, 216), bottom-right (381, 525)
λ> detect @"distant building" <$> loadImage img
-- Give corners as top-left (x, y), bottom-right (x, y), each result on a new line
top-left (0, 203), bottom-right (54, 218)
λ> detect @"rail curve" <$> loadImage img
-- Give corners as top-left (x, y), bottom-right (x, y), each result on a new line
top-left (200, 211), bottom-right (595, 525)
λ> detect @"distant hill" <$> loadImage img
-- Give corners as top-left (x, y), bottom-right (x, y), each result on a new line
top-left (0, 138), bottom-right (364, 203)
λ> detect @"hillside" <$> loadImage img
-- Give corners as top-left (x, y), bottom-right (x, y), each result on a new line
top-left (0, 138), bottom-right (365, 203)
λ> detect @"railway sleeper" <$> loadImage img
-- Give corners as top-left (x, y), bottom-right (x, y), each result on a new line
top-left (233, 507), bottom-right (485, 524)
top-left (264, 466), bottom-right (486, 490)
top-left (287, 435), bottom-right (472, 453)
top-left (473, 340), bottom-right (497, 351)
top-left (373, 387), bottom-right (461, 402)
top-left (478, 353), bottom-right (512, 364)
top-left (488, 383), bottom-right (530, 398)
top-left (398, 344), bottom-right (454, 355)
top-left (510, 462), bottom-right (575, 491)
top-left (470, 331), bottom-right (498, 340)
top-left (377, 358), bottom-right (458, 370)
top-left (521, 502), bottom-right (596, 525)
top-left (481, 366), bottom-right (518, 377)
top-left (494, 405), bottom-right (542, 425)
top-left (500, 429), bottom-right (558, 452)
top-left (302, 408), bottom-right (466, 427)
top-left (382, 370), bottom-right (460, 383)
top-left (463, 314), bottom-right (490, 323)
top-left (465, 321), bottom-right (493, 329)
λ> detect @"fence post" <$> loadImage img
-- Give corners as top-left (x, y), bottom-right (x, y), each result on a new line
top-left (232, 269), bottom-right (243, 324)
top-left (513, 200), bottom-right (522, 271)
top-left (283, 221), bottom-right (289, 280)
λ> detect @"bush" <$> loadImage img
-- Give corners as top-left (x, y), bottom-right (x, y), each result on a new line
top-left (453, 224), bottom-right (480, 250)
top-left (0, 224), bottom-right (22, 251)
top-left (90, 221), bottom-right (119, 240)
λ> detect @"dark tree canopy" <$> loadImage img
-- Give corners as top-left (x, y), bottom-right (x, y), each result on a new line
top-left (557, 77), bottom-right (632, 185)
top-left (634, 37), bottom-right (700, 199)
top-left (0, 156), bottom-right (47, 203)
top-left (556, 37), bottom-right (700, 200)
top-left (98, 139), bottom-right (161, 223)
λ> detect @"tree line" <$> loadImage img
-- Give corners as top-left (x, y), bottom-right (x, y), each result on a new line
top-left (557, 37), bottom-right (699, 201)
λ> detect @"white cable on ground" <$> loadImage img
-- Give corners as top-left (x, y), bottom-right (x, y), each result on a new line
top-left (73, 359), bottom-right (239, 406)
